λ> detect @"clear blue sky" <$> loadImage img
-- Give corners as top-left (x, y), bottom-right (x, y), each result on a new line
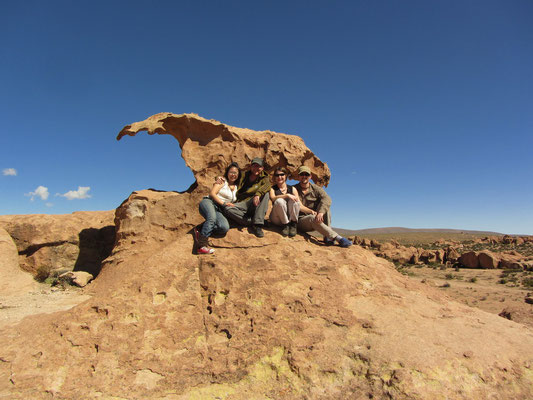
top-left (1, 1), bottom-right (532, 234)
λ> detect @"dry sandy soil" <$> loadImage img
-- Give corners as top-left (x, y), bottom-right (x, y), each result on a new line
top-left (0, 284), bottom-right (90, 329)
top-left (399, 265), bottom-right (533, 327)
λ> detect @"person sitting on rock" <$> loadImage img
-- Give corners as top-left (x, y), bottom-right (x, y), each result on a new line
top-left (223, 157), bottom-right (271, 238)
top-left (268, 167), bottom-right (300, 237)
top-left (194, 162), bottom-right (240, 254)
top-left (294, 166), bottom-right (352, 247)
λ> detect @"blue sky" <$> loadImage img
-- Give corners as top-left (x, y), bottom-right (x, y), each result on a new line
top-left (1, 1), bottom-right (532, 234)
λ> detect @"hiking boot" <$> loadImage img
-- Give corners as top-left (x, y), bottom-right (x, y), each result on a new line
top-left (337, 237), bottom-right (353, 248)
top-left (288, 221), bottom-right (297, 237)
top-left (253, 225), bottom-right (264, 238)
top-left (281, 224), bottom-right (290, 237)
top-left (197, 246), bottom-right (215, 255)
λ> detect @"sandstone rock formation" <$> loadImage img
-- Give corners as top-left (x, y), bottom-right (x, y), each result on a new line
top-left (0, 115), bottom-right (532, 398)
top-left (117, 113), bottom-right (331, 188)
top-left (0, 228), bottom-right (36, 296)
top-left (0, 211), bottom-right (115, 279)
top-left (0, 189), bottom-right (532, 399)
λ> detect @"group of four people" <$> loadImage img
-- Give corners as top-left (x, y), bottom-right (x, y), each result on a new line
top-left (194, 157), bottom-right (353, 254)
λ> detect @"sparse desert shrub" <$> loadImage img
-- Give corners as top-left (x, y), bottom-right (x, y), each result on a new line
top-left (445, 273), bottom-right (455, 280)
top-left (35, 265), bottom-right (52, 282)
top-left (441, 282), bottom-right (451, 288)
top-left (469, 277), bottom-right (478, 283)
top-left (522, 277), bottom-right (533, 288)
top-left (499, 278), bottom-right (507, 284)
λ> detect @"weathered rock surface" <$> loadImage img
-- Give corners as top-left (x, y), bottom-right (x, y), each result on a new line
top-left (0, 189), bottom-right (532, 399)
top-left (117, 112), bottom-right (331, 188)
top-left (0, 114), bottom-right (532, 398)
top-left (0, 211), bottom-right (115, 278)
top-left (0, 228), bottom-right (36, 295)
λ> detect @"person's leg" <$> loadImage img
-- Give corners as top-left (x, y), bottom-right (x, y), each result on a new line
top-left (297, 214), bottom-right (338, 240)
top-left (252, 192), bottom-right (270, 226)
top-left (199, 198), bottom-right (218, 237)
top-left (270, 198), bottom-right (289, 225)
top-left (287, 199), bottom-right (301, 222)
top-left (213, 211), bottom-right (230, 235)
top-left (287, 199), bottom-right (300, 237)
top-left (224, 201), bottom-right (252, 226)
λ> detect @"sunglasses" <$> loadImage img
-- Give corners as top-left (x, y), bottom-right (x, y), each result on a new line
top-left (274, 173), bottom-right (285, 177)
top-left (299, 172), bottom-right (310, 176)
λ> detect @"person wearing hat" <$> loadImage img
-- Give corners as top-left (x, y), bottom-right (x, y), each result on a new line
top-left (294, 166), bottom-right (352, 247)
top-left (223, 157), bottom-right (271, 237)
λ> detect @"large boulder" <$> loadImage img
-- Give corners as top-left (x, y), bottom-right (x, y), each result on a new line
top-left (478, 251), bottom-right (500, 269)
top-left (1, 189), bottom-right (532, 399)
top-left (0, 228), bottom-right (36, 295)
top-left (117, 113), bottom-right (331, 188)
top-left (0, 211), bottom-right (115, 278)
top-left (459, 251), bottom-right (480, 268)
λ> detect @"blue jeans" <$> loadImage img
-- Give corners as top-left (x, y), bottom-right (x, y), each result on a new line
top-left (199, 198), bottom-right (230, 237)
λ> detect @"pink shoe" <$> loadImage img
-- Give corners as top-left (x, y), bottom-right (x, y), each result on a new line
top-left (197, 246), bottom-right (215, 255)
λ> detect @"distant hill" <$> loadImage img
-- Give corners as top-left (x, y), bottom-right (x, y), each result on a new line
top-left (331, 227), bottom-right (505, 246)
top-left (335, 227), bottom-right (504, 236)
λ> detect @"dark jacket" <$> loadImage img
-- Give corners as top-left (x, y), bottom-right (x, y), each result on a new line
top-left (236, 170), bottom-right (271, 202)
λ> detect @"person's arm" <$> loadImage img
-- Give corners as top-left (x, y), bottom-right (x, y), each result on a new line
top-left (313, 185), bottom-right (331, 223)
top-left (300, 204), bottom-right (317, 216)
top-left (314, 185), bottom-right (332, 215)
top-left (209, 183), bottom-right (227, 206)
top-left (287, 186), bottom-right (300, 203)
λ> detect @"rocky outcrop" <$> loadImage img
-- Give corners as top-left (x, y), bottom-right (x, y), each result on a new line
top-left (117, 112), bottom-right (331, 188)
top-left (0, 228), bottom-right (36, 295)
top-left (0, 211), bottom-right (115, 279)
top-left (0, 114), bottom-right (532, 398)
top-left (361, 237), bottom-right (532, 270)
top-left (1, 189), bottom-right (533, 399)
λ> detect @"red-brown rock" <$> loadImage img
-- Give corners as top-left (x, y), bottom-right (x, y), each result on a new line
top-left (117, 113), bottom-right (331, 188)
top-left (459, 251), bottom-right (480, 268)
top-left (478, 251), bottom-right (500, 269)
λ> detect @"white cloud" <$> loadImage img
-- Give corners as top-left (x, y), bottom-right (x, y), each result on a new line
top-left (26, 186), bottom-right (50, 201)
top-left (58, 186), bottom-right (91, 200)
top-left (2, 168), bottom-right (17, 176)
top-left (46, 203), bottom-right (54, 207)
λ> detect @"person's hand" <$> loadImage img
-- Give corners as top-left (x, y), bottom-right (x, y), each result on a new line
top-left (225, 202), bottom-right (235, 208)
top-left (315, 212), bottom-right (324, 223)
top-left (215, 176), bottom-right (225, 185)
top-left (253, 195), bottom-right (260, 207)
top-left (288, 194), bottom-right (298, 202)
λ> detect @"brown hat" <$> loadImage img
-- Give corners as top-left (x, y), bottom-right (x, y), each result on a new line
top-left (251, 157), bottom-right (264, 166)
top-left (298, 166), bottom-right (311, 175)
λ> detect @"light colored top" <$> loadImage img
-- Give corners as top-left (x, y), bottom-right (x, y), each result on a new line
top-left (216, 181), bottom-right (237, 204)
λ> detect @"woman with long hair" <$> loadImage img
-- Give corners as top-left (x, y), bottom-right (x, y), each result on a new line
top-left (195, 162), bottom-right (241, 254)
top-left (268, 167), bottom-right (300, 237)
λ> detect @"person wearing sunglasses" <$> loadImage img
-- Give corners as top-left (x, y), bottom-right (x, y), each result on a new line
top-left (294, 166), bottom-right (352, 247)
top-left (268, 167), bottom-right (300, 237)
